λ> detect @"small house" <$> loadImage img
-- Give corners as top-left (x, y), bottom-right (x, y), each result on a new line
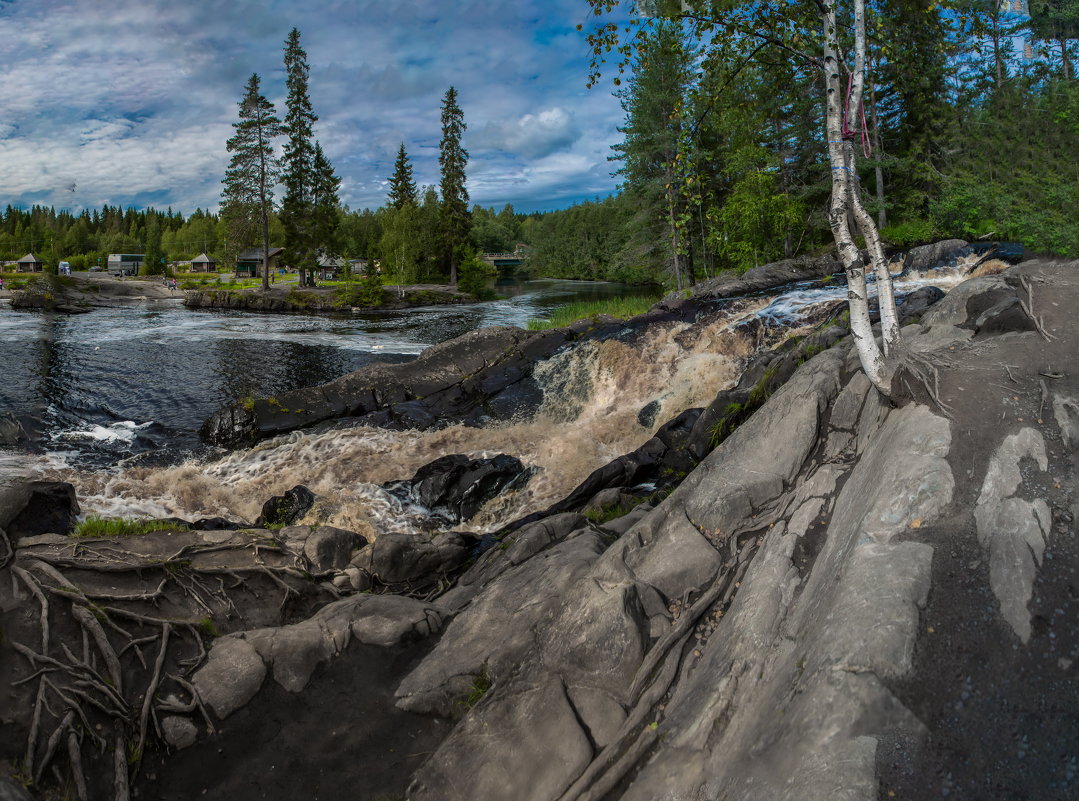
top-left (349, 258), bottom-right (369, 276)
top-left (316, 253), bottom-right (349, 282)
top-left (16, 253), bottom-right (45, 273)
top-left (234, 248), bottom-right (284, 278)
top-left (191, 253), bottom-right (216, 273)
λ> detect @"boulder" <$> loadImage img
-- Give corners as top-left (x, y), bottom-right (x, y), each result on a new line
top-left (273, 524), bottom-right (368, 572)
top-left (0, 481), bottom-right (79, 540)
top-left (255, 485), bottom-right (316, 527)
top-left (388, 454), bottom-right (532, 523)
top-left (349, 530), bottom-right (473, 590)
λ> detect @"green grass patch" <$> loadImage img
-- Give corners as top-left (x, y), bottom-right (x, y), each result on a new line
top-left (527, 295), bottom-right (660, 331)
top-left (74, 515), bottom-right (188, 538)
top-left (583, 497), bottom-right (645, 525)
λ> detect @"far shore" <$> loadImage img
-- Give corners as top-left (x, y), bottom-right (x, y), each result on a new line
top-left (0, 270), bottom-right (474, 312)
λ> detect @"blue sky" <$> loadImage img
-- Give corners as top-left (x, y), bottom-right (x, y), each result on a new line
top-left (0, 0), bottom-right (629, 215)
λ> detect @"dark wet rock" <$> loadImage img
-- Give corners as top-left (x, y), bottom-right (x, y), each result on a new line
top-left (672, 254), bottom-right (843, 305)
top-left (0, 480), bottom-right (79, 540)
top-left (896, 238), bottom-right (968, 274)
top-left (255, 485), bottom-right (316, 527)
top-left (637, 399), bottom-right (661, 429)
top-left (348, 530), bottom-right (474, 591)
top-left (190, 516), bottom-right (246, 531)
top-left (896, 285), bottom-right (945, 324)
top-left (201, 326), bottom-right (548, 446)
top-left (388, 454), bottom-right (533, 524)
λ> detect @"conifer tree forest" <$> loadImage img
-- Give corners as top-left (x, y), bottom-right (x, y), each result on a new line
top-left (1, 4), bottom-right (1075, 290)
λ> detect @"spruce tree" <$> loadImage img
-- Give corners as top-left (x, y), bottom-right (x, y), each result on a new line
top-left (388, 143), bottom-right (418, 209)
top-left (311, 142), bottom-right (342, 259)
top-left (281, 28), bottom-right (319, 287)
top-left (438, 87), bottom-right (470, 286)
top-left (222, 73), bottom-right (282, 290)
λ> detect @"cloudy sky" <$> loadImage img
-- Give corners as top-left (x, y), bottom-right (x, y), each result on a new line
top-left (0, 0), bottom-right (631, 215)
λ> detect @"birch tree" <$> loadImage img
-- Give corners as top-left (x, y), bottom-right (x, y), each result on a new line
top-left (584, 0), bottom-right (904, 393)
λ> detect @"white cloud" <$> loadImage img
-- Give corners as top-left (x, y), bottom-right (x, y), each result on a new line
top-left (0, 0), bottom-right (625, 213)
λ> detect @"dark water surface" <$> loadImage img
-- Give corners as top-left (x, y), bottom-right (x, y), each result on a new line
top-left (0, 279), bottom-right (656, 466)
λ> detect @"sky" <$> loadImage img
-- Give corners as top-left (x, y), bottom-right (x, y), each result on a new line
top-left (0, 0), bottom-right (630, 215)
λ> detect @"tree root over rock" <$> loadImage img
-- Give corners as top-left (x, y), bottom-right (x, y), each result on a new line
top-left (556, 539), bottom-right (758, 801)
top-left (5, 531), bottom-right (315, 799)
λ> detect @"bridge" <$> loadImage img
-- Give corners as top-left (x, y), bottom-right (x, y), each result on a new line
top-left (480, 251), bottom-right (527, 277)
top-left (480, 252), bottom-right (525, 268)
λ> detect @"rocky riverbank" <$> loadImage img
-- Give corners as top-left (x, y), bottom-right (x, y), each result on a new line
top-left (2, 247), bottom-right (1076, 801)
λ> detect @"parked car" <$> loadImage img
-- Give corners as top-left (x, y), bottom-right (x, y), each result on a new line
top-left (89, 265), bottom-right (103, 272)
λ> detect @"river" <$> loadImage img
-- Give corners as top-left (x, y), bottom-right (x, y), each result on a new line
top-left (0, 264), bottom-right (979, 530)
top-left (0, 278), bottom-right (656, 468)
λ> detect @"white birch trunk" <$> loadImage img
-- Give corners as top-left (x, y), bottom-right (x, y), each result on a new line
top-left (822, 2), bottom-right (884, 392)
top-left (822, 1), bottom-right (900, 393)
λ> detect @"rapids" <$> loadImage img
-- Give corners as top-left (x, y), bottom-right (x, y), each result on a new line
top-left (2, 260), bottom-right (999, 537)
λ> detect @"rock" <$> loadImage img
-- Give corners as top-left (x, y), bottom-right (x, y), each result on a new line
top-left (408, 673), bottom-right (593, 801)
top-left (896, 285), bottom-right (945, 324)
top-left (0, 777), bottom-right (35, 801)
top-left (0, 481), bottom-right (80, 540)
top-left (389, 454), bottom-right (532, 523)
top-left (348, 530), bottom-right (472, 589)
top-left (273, 525), bottom-right (367, 572)
top-left (974, 428), bottom-right (1051, 643)
top-left (1053, 394), bottom-right (1079, 450)
top-left (192, 636), bottom-right (267, 719)
top-left (193, 595), bottom-right (443, 714)
top-left (677, 254), bottom-right (843, 304)
top-left (160, 715), bottom-right (199, 749)
top-left (0, 412), bottom-right (27, 446)
top-left (396, 532), bottom-right (607, 716)
top-left (255, 485), bottom-right (316, 527)
top-left (897, 238), bottom-right (968, 274)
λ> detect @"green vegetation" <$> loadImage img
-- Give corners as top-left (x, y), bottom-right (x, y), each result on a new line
top-left (527, 294), bottom-right (660, 331)
top-left (73, 515), bottom-right (188, 538)
top-left (584, 498), bottom-right (646, 525)
top-left (460, 664), bottom-right (491, 712)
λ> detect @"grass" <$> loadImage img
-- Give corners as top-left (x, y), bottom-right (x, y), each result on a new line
top-left (73, 515), bottom-right (188, 538)
top-left (527, 294), bottom-right (660, 331)
top-left (457, 664), bottom-right (491, 713)
top-left (584, 498), bottom-right (645, 525)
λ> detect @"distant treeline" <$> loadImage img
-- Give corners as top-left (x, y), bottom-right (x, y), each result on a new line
top-left (0, 201), bottom-right (541, 276)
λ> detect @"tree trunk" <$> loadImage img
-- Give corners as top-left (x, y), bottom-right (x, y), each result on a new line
top-left (868, 71), bottom-right (886, 229)
top-left (666, 181), bottom-right (683, 291)
top-left (822, 0), bottom-right (899, 394)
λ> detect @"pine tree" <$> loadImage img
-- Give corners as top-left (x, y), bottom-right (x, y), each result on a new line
top-left (222, 73), bottom-right (282, 290)
top-left (311, 142), bottom-right (341, 259)
top-left (281, 28), bottom-right (319, 288)
top-left (388, 143), bottom-right (418, 209)
top-left (438, 87), bottom-right (470, 286)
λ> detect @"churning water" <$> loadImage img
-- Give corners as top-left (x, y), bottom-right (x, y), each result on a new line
top-left (0, 264), bottom-right (989, 535)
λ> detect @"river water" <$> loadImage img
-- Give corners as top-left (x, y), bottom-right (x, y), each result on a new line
top-left (0, 279), bottom-right (655, 467)
top-left (0, 265), bottom-right (983, 531)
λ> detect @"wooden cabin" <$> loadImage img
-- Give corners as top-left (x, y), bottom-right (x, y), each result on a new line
top-left (191, 253), bottom-right (217, 273)
top-left (234, 248), bottom-right (284, 278)
top-left (16, 253), bottom-right (45, 273)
